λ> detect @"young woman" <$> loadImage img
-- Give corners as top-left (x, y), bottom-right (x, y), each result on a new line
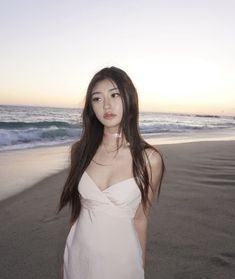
top-left (58, 66), bottom-right (165, 279)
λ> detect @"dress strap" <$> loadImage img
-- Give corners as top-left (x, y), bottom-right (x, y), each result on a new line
top-left (144, 149), bottom-right (155, 162)
top-left (148, 149), bottom-right (155, 159)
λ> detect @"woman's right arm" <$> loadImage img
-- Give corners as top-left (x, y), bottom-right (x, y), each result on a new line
top-left (61, 220), bottom-right (75, 279)
top-left (60, 261), bottom-right (64, 279)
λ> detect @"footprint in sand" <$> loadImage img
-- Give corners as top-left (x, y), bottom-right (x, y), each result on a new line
top-left (210, 252), bottom-right (235, 267)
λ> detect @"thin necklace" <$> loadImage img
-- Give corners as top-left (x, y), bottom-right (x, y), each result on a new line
top-left (91, 145), bottom-right (119, 166)
top-left (91, 159), bottom-right (112, 166)
top-left (101, 143), bottom-right (119, 154)
top-left (92, 142), bottom-right (129, 166)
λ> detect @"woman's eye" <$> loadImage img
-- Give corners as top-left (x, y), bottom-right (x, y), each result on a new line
top-left (92, 97), bottom-right (101, 102)
top-left (111, 93), bottom-right (120, 98)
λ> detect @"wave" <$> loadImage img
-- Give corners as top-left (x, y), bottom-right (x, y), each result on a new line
top-left (0, 121), bottom-right (79, 129)
top-left (1, 118), bottom-right (235, 151)
top-left (194, 114), bottom-right (221, 118)
top-left (0, 124), bottom-right (81, 151)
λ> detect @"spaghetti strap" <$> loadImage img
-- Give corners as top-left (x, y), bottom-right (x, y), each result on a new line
top-left (148, 149), bottom-right (155, 159)
top-left (144, 149), bottom-right (155, 163)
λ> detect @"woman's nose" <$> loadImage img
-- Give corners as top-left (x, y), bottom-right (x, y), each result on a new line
top-left (103, 97), bottom-right (111, 109)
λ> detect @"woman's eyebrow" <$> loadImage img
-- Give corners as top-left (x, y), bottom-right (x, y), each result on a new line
top-left (91, 87), bottom-right (119, 96)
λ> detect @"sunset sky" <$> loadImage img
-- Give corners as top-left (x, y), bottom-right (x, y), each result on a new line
top-left (0, 0), bottom-right (234, 116)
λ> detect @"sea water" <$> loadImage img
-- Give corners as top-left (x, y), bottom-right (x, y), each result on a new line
top-left (1, 104), bottom-right (234, 152)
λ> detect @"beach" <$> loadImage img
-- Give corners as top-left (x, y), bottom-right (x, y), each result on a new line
top-left (0, 140), bottom-right (235, 279)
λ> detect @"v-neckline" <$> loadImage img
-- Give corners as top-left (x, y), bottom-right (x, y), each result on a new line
top-left (84, 171), bottom-right (136, 193)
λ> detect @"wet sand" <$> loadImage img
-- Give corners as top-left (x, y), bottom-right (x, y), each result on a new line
top-left (0, 140), bottom-right (234, 279)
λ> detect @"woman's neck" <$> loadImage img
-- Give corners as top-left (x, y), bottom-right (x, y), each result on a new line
top-left (102, 130), bottom-right (128, 150)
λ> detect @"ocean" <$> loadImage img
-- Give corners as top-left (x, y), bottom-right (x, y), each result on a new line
top-left (0, 104), bottom-right (235, 152)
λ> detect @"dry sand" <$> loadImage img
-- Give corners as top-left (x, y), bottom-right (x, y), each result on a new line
top-left (0, 140), bottom-right (234, 279)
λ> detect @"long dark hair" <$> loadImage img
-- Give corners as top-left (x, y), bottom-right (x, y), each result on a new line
top-left (57, 66), bottom-right (165, 224)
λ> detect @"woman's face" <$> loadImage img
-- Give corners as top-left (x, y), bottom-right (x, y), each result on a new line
top-left (91, 79), bottom-right (123, 131)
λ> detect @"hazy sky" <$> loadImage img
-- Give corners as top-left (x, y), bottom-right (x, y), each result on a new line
top-left (0, 0), bottom-right (234, 115)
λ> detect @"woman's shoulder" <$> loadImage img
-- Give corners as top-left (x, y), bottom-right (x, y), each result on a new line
top-left (143, 146), bottom-right (164, 191)
top-left (143, 146), bottom-right (163, 169)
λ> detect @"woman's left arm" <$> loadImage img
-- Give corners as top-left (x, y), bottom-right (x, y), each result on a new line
top-left (133, 150), bottom-right (163, 269)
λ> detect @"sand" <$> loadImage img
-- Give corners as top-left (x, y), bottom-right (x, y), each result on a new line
top-left (0, 140), bottom-right (234, 279)
top-left (0, 144), bottom-right (71, 201)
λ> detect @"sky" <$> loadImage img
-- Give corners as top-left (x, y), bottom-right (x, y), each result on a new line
top-left (0, 0), bottom-right (234, 116)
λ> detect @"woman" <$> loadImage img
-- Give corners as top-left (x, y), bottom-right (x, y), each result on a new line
top-left (58, 66), bottom-right (165, 279)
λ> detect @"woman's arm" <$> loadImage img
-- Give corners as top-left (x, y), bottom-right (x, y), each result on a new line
top-left (133, 150), bottom-right (163, 268)
top-left (60, 261), bottom-right (64, 279)
top-left (61, 220), bottom-right (76, 279)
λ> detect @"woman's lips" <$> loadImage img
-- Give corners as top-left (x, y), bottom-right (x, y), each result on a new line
top-left (103, 113), bottom-right (117, 119)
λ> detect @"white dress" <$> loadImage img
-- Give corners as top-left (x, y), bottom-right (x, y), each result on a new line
top-left (63, 170), bottom-right (145, 279)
